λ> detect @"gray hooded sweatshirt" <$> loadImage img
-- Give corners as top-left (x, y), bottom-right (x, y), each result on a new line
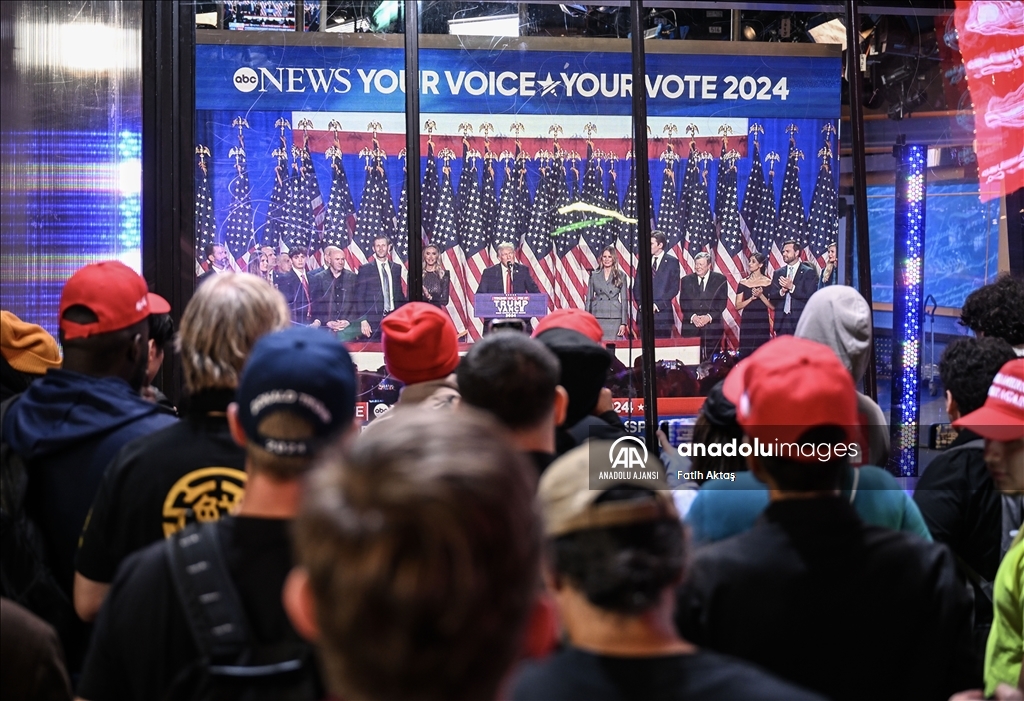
top-left (796, 285), bottom-right (890, 467)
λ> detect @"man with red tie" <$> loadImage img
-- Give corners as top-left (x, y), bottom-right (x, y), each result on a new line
top-left (276, 248), bottom-right (314, 325)
top-left (478, 242), bottom-right (540, 332)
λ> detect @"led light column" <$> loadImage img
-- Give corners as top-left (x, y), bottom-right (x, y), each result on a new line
top-left (888, 142), bottom-right (927, 477)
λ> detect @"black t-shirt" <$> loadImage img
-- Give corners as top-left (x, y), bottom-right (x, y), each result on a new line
top-left (511, 647), bottom-right (826, 701)
top-left (78, 516), bottom-right (300, 701)
top-left (76, 390), bottom-right (247, 584)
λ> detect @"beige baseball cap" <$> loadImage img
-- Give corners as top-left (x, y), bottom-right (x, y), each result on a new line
top-left (538, 440), bottom-right (679, 538)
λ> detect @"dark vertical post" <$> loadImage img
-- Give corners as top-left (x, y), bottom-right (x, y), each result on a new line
top-left (1006, 188), bottom-right (1023, 277)
top-left (294, 0), bottom-right (303, 31)
top-left (142, 0), bottom-right (195, 405)
top-left (404, 0), bottom-right (423, 301)
top-left (630, 1), bottom-right (657, 452)
top-left (846, 0), bottom-right (877, 401)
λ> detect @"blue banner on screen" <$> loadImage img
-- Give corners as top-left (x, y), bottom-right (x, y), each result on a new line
top-left (194, 40), bottom-right (841, 350)
top-left (198, 45), bottom-right (839, 119)
top-left (475, 293), bottom-right (550, 319)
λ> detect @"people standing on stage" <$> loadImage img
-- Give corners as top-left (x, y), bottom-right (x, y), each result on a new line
top-left (248, 248), bottom-right (272, 281)
top-left (633, 231), bottom-right (680, 339)
top-left (275, 245), bottom-right (292, 280)
top-left (735, 252), bottom-right (774, 358)
top-left (276, 248), bottom-right (314, 326)
top-left (354, 235), bottom-right (406, 340)
top-left (767, 240), bottom-right (817, 336)
top-left (679, 252), bottom-right (728, 361)
top-left (586, 246), bottom-right (627, 341)
top-left (422, 244), bottom-right (450, 308)
top-left (309, 245), bottom-right (354, 333)
top-left (819, 242), bottom-right (838, 288)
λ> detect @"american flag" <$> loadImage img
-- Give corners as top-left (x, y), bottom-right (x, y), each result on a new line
top-left (656, 140), bottom-right (685, 335)
top-left (224, 145), bottom-right (255, 269)
top-left (684, 153), bottom-right (717, 260)
top-left (460, 150), bottom-right (490, 340)
top-left (551, 148), bottom-right (586, 310)
top-left (421, 137), bottom-right (440, 239)
top-left (740, 129), bottom-right (778, 257)
top-left (297, 120), bottom-right (326, 261)
top-left (776, 126), bottom-right (809, 265)
top-left (354, 133), bottom-right (396, 258)
top-left (479, 152), bottom-right (498, 256)
top-left (713, 151), bottom-right (755, 351)
top-left (493, 149), bottom-right (523, 249)
top-left (806, 125), bottom-right (839, 271)
top-left (194, 145), bottom-right (216, 272)
top-left (521, 151), bottom-right (556, 309)
top-left (431, 149), bottom-right (472, 338)
top-left (455, 132), bottom-right (480, 242)
top-left (322, 138), bottom-right (366, 272)
top-left (264, 148), bottom-right (290, 250)
top-left (394, 151), bottom-right (409, 266)
top-left (284, 149), bottom-right (315, 254)
top-left (576, 139), bottom-right (613, 266)
top-left (676, 135), bottom-right (702, 275)
top-left (615, 153), bottom-right (637, 300)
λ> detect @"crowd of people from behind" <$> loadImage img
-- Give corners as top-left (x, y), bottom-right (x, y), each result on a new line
top-left (1, 258), bottom-right (1022, 700)
top-left (199, 230), bottom-right (839, 363)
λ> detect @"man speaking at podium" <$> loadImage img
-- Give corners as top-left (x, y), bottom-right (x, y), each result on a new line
top-left (478, 242), bottom-right (540, 333)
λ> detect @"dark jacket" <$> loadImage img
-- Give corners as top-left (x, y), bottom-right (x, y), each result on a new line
top-left (478, 262), bottom-right (539, 295)
top-left (276, 269), bottom-right (314, 325)
top-left (676, 497), bottom-right (977, 701)
top-left (679, 270), bottom-right (728, 355)
top-left (632, 253), bottom-right (680, 313)
top-left (353, 259), bottom-right (406, 334)
top-left (308, 267), bottom-right (355, 325)
top-left (767, 262), bottom-right (817, 330)
top-left (2, 370), bottom-right (177, 597)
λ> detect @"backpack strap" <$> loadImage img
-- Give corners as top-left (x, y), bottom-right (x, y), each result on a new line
top-left (166, 521), bottom-right (307, 679)
top-left (166, 521), bottom-right (251, 661)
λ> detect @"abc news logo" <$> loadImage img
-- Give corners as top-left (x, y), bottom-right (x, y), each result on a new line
top-left (233, 67), bottom-right (259, 93)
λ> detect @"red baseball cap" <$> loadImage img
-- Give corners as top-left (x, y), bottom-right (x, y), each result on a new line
top-left (381, 302), bottom-right (460, 385)
top-left (722, 335), bottom-right (859, 460)
top-left (954, 359), bottom-right (1024, 442)
top-left (532, 308), bottom-right (604, 343)
top-left (59, 261), bottom-right (171, 340)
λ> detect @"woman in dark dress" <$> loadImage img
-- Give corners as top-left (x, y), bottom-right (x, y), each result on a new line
top-left (735, 252), bottom-right (774, 358)
top-left (422, 245), bottom-right (450, 308)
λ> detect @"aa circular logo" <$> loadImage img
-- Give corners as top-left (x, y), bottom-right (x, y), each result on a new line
top-left (233, 67), bottom-right (259, 93)
top-left (608, 436), bottom-right (649, 468)
top-left (162, 466), bottom-right (248, 537)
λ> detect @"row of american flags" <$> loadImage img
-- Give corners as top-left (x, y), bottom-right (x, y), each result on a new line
top-left (195, 116), bottom-right (840, 345)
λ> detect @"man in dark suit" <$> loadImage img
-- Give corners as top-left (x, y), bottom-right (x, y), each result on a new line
top-left (679, 251), bottom-right (729, 361)
top-left (478, 242), bottom-right (540, 332)
top-left (354, 235), bottom-right (406, 340)
top-left (276, 248), bottom-right (314, 326)
top-left (309, 245), bottom-right (355, 333)
top-left (478, 242), bottom-right (540, 295)
top-left (767, 240), bottom-right (818, 336)
top-left (196, 243), bottom-right (230, 286)
top-left (632, 231), bottom-right (680, 339)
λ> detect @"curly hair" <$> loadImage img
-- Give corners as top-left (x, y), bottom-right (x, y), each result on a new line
top-left (939, 336), bottom-right (1018, 416)
top-left (959, 275), bottom-right (1024, 346)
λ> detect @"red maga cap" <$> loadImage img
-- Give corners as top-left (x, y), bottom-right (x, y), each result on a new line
top-left (59, 261), bottom-right (170, 340)
top-left (722, 335), bottom-right (859, 460)
top-left (954, 359), bottom-right (1024, 442)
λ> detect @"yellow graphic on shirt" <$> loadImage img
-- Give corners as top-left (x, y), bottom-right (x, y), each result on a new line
top-left (162, 467), bottom-right (247, 537)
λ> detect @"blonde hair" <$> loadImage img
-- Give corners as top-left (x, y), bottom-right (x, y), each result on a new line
top-left (178, 274), bottom-right (289, 393)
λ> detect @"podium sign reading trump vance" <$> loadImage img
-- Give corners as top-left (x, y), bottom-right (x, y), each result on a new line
top-left (474, 293), bottom-right (549, 319)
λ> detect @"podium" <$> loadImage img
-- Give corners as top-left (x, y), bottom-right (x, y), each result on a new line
top-left (474, 293), bottom-right (549, 319)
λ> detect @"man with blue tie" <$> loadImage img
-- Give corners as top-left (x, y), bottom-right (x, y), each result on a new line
top-left (768, 240), bottom-right (818, 337)
top-left (354, 235), bottom-right (406, 340)
top-left (632, 231), bottom-right (680, 339)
